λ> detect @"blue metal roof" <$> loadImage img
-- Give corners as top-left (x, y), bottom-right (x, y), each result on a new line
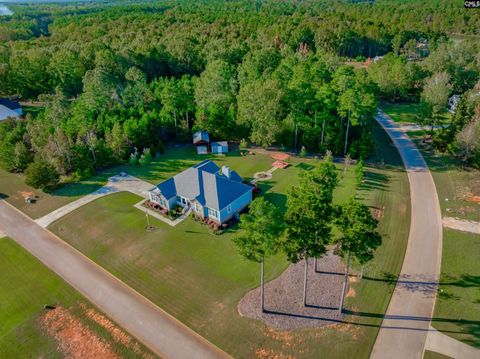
top-left (153, 160), bottom-right (252, 210)
top-left (193, 131), bottom-right (209, 144)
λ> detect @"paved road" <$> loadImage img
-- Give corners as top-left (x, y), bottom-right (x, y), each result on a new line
top-left (0, 200), bottom-right (230, 359)
top-left (370, 110), bottom-right (443, 359)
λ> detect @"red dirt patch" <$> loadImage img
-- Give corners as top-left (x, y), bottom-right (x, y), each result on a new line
top-left (255, 348), bottom-right (296, 359)
top-left (40, 306), bottom-right (118, 359)
top-left (465, 196), bottom-right (480, 203)
top-left (80, 304), bottom-right (151, 357)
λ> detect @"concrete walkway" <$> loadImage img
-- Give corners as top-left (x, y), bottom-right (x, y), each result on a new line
top-left (425, 326), bottom-right (480, 359)
top-left (35, 174), bottom-right (154, 228)
top-left (0, 200), bottom-right (230, 359)
top-left (443, 217), bottom-right (480, 235)
top-left (133, 200), bottom-right (192, 227)
top-left (370, 110), bottom-right (443, 359)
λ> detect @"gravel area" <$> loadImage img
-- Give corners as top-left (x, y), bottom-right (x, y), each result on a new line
top-left (238, 251), bottom-right (347, 330)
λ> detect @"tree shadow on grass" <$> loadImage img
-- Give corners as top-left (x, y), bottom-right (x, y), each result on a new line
top-left (263, 308), bottom-right (478, 338)
top-left (362, 273), bottom-right (480, 289)
top-left (360, 171), bottom-right (390, 192)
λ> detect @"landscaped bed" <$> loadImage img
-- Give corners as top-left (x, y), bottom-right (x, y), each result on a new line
top-left (143, 200), bottom-right (184, 220)
top-left (49, 125), bottom-right (411, 359)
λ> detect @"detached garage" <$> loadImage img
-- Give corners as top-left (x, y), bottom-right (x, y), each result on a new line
top-left (211, 141), bottom-right (228, 154)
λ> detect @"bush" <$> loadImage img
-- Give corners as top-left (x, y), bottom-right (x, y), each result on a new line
top-left (25, 160), bottom-right (60, 191)
top-left (128, 152), bottom-right (138, 166)
top-left (138, 148), bottom-right (152, 166)
top-left (239, 138), bottom-right (248, 149)
top-left (299, 145), bottom-right (307, 157)
top-left (355, 159), bottom-right (364, 188)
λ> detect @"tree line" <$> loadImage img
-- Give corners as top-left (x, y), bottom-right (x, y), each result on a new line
top-left (0, 0), bottom-right (479, 189)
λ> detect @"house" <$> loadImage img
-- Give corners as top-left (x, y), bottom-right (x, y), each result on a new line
top-left (193, 130), bottom-right (210, 154)
top-left (0, 98), bottom-right (22, 122)
top-left (211, 141), bottom-right (228, 154)
top-left (149, 160), bottom-right (252, 224)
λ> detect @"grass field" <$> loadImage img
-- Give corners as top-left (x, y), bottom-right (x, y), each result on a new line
top-left (49, 122), bottom-right (411, 359)
top-left (382, 104), bottom-right (480, 349)
top-left (380, 102), bottom-right (451, 124)
top-left (0, 237), bottom-right (154, 358)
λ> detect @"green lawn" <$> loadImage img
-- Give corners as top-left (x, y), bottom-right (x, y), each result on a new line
top-left (380, 102), bottom-right (451, 124)
top-left (50, 123), bottom-right (411, 359)
top-left (423, 350), bottom-right (453, 359)
top-left (0, 237), bottom-right (154, 358)
top-left (0, 168), bottom-right (110, 219)
top-left (380, 102), bottom-right (424, 123)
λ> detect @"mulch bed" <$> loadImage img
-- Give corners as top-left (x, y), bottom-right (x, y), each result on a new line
top-left (238, 251), bottom-right (346, 330)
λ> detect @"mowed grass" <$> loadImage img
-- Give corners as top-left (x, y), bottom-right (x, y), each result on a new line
top-left (380, 102), bottom-right (451, 124)
top-left (50, 124), bottom-right (410, 359)
top-left (0, 168), bottom-right (110, 219)
top-left (380, 102), bottom-right (423, 123)
top-left (0, 237), bottom-right (154, 358)
top-left (433, 229), bottom-right (480, 348)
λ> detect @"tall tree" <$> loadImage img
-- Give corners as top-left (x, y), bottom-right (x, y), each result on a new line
top-left (237, 78), bottom-right (285, 147)
top-left (284, 159), bottom-right (338, 305)
top-left (195, 60), bottom-right (237, 138)
top-left (335, 199), bottom-right (382, 313)
top-left (421, 72), bottom-right (452, 135)
top-left (233, 197), bottom-right (284, 312)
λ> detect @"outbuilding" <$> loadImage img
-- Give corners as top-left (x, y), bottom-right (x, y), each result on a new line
top-left (211, 141), bottom-right (228, 154)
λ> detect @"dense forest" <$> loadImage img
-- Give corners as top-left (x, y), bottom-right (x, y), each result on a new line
top-left (0, 0), bottom-right (479, 187)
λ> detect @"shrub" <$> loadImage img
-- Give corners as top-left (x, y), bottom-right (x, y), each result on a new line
top-left (299, 146), bottom-right (307, 157)
top-left (355, 159), bottom-right (364, 188)
top-left (128, 152), bottom-right (138, 166)
top-left (239, 138), bottom-right (248, 149)
top-left (139, 148), bottom-right (152, 166)
top-left (25, 160), bottom-right (60, 191)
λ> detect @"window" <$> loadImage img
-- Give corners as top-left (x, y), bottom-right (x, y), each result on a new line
top-left (208, 207), bottom-right (218, 219)
top-left (227, 204), bottom-right (232, 214)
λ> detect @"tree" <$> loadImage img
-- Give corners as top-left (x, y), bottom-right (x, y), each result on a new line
top-left (455, 116), bottom-right (480, 167)
top-left (237, 78), bottom-right (285, 147)
top-left (233, 197), bottom-right (284, 312)
top-left (25, 159), bottom-right (60, 191)
top-left (283, 159), bottom-right (338, 305)
top-left (195, 60), bottom-right (237, 138)
top-left (421, 72), bottom-right (452, 135)
top-left (367, 54), bottom-right (414, 101)
top-left (105, 122), bottom-right (129, 162)
top-left (335, 199), bottom-right (382, 313)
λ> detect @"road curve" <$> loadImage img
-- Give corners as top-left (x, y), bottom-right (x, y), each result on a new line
top-left (370, 110), bottom-right (443, 359)
top-left (0, 200), bottom-right (230, 359)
